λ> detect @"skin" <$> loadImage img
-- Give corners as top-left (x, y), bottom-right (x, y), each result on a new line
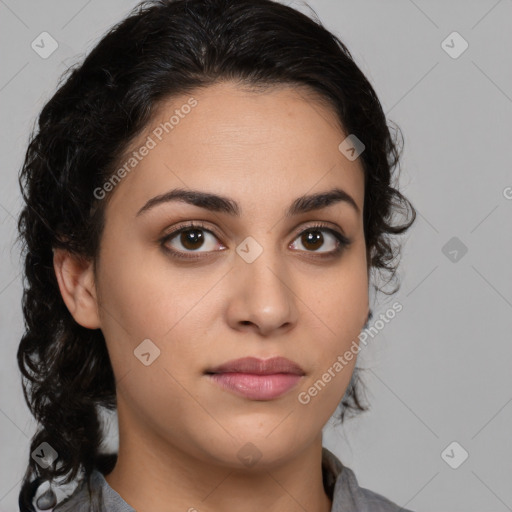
top-left (53, 81), bottom-right (369, 512)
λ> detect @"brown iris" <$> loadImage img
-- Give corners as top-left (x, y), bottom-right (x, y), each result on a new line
top-left (180, 229), bottom-right (205, 250)
top-left (301, 229), bottom-right (323, 251)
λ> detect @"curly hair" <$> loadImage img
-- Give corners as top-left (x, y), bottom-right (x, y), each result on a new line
top-left (15, 0), bottom-right (416, 509)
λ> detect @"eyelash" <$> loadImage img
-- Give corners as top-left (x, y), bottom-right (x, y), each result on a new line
top-left (159, 221), bottom-right (351, 261)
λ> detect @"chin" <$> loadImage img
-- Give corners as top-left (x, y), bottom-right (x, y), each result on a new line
top-left (199, 431), bottom-right (309, 471)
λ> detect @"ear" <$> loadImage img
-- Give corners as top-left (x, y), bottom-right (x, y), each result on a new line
top-left (53, 248), bottom-right (101, 329)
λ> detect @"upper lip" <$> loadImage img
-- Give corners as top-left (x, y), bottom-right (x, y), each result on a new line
top-left (206, 356), bottom-right (305, 376)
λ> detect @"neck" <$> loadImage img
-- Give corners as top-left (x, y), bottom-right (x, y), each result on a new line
top-left (105, 401), bottom-right (332, 512)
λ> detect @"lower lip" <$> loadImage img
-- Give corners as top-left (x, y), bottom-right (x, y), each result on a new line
top-left (207, 372), bottom-right (303, 400)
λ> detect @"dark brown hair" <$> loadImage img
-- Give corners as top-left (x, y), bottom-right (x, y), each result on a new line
top-left (16, 0), bottom-right (416, 509)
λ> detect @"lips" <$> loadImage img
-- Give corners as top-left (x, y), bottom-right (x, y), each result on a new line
top-left (205, 356), bottom-right (305, 400)
top-left (205, 356), bottom-right (305, 376)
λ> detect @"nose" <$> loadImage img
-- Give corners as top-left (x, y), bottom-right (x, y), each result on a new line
top-left (225, 246), bottom-right (299, 337)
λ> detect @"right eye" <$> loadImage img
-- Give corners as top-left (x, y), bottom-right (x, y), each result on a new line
top-left (160, 221), bottom-right (226, 260)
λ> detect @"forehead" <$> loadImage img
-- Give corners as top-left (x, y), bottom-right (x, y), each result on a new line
top-left (104, 81), bottom-right (365, 218)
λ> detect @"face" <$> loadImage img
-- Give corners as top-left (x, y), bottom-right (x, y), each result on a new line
top-left (91, 81), bottom-right (369, 468)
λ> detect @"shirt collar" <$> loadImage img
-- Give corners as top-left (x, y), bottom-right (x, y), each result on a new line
top-left (54, 447), bottom-right (351, 512)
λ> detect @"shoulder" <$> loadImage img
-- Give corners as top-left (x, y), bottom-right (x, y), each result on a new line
top-left (323, 447), bottom-right (415, 512)
top-left (336, 465), bottom-right (415, 512)
top-left (50, 473), bottom-right (99, 512)
top-left (47, 470), bottom-right (113, 512)
top-left (50, 469), bottom-right (136, 512)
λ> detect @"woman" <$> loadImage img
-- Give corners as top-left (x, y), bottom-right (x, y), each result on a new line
top-left (16, 0), bottom-right (417, 511)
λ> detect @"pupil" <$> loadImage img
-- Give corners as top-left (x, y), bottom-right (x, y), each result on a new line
top-left (181, 229), bottom-right (204, 250)
top-left (303, 230), bottom-right (322, 250)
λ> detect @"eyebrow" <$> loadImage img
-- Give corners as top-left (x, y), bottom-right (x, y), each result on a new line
top-left (136, 187), bottom-right (360, 218)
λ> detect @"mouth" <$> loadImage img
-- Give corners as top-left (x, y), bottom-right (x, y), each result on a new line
top-left (205, 356), bottom-right (305, 376)
top-left (204, 356), bottom-right (305, 401)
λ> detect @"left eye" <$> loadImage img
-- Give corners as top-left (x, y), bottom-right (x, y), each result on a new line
top-left (289, 228), bottom-right (343, 253)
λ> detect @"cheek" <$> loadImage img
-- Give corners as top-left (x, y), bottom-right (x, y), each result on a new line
top-left (301, 256), bottom-right (368, 383)
top-left (296, 276), bottom-right (365, 417)
top-left (95, 253), bottom-right (203, 414)
top-left (309, 258), bottom-right (368, 342)
top-left (96, 246), bottom-right (198, 338)
top-left (95, 247), bottom-right (221, 388)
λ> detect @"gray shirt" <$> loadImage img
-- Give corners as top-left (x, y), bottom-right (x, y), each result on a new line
top-left (47, 447), bottom-right (414, 512)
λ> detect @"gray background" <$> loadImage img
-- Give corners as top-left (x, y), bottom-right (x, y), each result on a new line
top-left (1, 0), bottom-right (511, 511)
